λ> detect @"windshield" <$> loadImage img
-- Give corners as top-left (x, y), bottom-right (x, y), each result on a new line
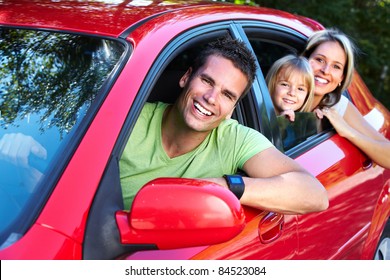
top-left (0, 27), bottom-right (125, 248)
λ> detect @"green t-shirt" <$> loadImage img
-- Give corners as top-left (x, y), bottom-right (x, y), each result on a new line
top-left (119, 102), bottom-right (273, 209)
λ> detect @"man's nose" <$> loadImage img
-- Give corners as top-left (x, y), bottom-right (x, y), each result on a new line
top-left (204, 89), bottom-right (218, 105)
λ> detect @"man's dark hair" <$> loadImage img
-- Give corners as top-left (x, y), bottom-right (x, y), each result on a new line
top-left (190, 37), bottom-right (257, 99)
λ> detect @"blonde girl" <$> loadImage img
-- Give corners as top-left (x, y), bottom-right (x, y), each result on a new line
top-left (266, 54), bottom-right (314, 122)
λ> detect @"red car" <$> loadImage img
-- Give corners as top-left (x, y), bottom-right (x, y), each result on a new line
top-left (0, 0), bottom-right (389, 260)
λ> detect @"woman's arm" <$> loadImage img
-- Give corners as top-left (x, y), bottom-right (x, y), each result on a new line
top-left (320, 102), bottom-right (390, 169)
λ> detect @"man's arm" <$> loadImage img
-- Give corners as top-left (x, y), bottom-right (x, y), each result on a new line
top-left (208, 147), bottom-right (328, 214)
top-left (241, 147), bottom-right (328, 214)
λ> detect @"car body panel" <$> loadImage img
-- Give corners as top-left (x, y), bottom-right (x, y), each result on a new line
top-left (0, 224), bottom-right (81, 259)
top-left (1, 0), bottom-right (320, 37)
top-left (293, 72), bottom-right (390, 259)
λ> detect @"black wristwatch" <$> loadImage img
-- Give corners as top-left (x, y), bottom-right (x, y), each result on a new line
top-left (223, 174), bottom-right (245, 199)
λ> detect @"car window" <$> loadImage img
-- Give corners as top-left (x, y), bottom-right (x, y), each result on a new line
top-left (148, 32), bottom-right (321, 151)
top-left (249, 38), bottom-right (296, 78)
top-left (0, 27), bottom-right (125, 248)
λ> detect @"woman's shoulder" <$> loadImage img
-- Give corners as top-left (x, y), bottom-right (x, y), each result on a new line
top-left (332, 95), bottom-right (349, 116)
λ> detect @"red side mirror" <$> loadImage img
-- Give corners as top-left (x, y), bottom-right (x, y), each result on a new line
top-left (116, 178), bottom-right (245, 250)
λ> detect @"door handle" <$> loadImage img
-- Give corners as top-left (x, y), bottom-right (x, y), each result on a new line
top-left (258, 212), bottom-right (284, 244)
top-left (362, 158), bottom-right (373, 170)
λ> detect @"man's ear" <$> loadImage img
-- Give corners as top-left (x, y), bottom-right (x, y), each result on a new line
top-left (179, 68), bottom-right (192, 88)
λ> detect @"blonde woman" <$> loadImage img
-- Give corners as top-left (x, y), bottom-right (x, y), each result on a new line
top-left (302, 29), bottom-right (390, 169)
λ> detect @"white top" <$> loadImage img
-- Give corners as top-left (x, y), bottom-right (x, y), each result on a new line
top-left (332, 95), bottom-right (349, 116)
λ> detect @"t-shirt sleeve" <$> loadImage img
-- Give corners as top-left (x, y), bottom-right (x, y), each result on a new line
top-left (218, 120), bottom-right (274, 171)
top-left (236, 125), bottom-right (274, 168)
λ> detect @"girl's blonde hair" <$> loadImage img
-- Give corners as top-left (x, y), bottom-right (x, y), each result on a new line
top-left (302, 28), bottom-right (356, 108)
top-left (266, 54), bottom-right (315, 112)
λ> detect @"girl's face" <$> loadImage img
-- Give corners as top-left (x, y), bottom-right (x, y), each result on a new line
top-left (272, 68), bottom-right (309, 114)
top-left (308, 41), bottom-right (346, 97)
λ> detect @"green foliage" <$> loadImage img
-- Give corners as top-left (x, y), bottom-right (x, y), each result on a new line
top-left (223, 0), bottom-right (390, 109)
top-left (0, 28), bottom-right (124, 135)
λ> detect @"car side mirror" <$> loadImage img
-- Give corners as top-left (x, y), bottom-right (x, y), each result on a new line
top-left (116, 178), bottom-right (246, 250)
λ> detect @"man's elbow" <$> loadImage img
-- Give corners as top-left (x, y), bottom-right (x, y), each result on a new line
top-left (301, 188), bottom-right (329, 214)
top-left (316, 189), bottom-right (329, 211)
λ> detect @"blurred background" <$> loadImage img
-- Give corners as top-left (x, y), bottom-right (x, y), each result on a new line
top-left (219, 0), bottom-right (390, 109)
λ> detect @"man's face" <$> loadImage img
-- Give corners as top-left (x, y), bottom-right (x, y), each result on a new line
top-left (176, 55), bottom-right (249, 133)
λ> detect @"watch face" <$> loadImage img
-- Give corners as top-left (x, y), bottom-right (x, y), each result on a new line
top-left (224, 175), bottom-right (245, 199)
top-left (230, 176), bottom-right (243, 184)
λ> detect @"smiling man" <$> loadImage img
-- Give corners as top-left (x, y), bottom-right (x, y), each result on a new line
top-left (119, 37), bottom-right (328, 214)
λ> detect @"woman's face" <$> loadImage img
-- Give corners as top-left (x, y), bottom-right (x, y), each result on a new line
top-left (308, 41), bottom-right (346, 97)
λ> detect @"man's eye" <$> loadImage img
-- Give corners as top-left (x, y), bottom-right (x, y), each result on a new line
top-left (202, 78), bottom-right (212, 85)
top-left (223, 92), bottom-right (233, 100)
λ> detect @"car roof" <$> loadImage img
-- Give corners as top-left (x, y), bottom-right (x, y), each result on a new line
top-left (0, 0), bottom-right (323, 38)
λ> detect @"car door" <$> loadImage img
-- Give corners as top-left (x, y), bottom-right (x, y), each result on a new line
top-left (239, 22), bottom-right (385, 259)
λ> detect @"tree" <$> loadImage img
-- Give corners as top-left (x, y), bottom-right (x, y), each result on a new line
top-left (0, 28), bottom-right (123, 136)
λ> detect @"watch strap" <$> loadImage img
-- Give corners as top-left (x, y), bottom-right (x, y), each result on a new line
top-left (223, 174), bottom-right (245, 199)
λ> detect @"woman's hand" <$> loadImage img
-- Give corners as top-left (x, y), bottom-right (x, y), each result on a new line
top-left (315, 107), bottom-right (351, 138)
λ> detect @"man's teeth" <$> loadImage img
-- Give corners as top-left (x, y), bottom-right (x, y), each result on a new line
top-left (194, 102), bottom-right (212, 116)
top-left (315, 77), bottom-right (328, 84)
